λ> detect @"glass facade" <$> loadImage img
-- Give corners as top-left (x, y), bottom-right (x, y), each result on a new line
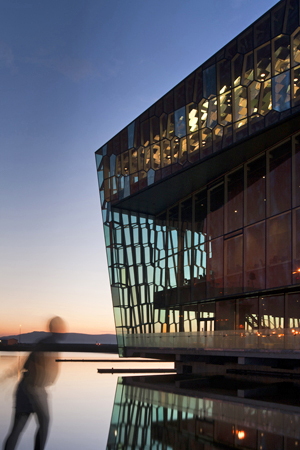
top-left (96, 0), bottom-right (300, 355)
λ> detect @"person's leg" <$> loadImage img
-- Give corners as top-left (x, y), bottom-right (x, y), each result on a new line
top-left (33, 389), bottom-right (50, 450)
top-left (3, 412), bottom-right (30, 450)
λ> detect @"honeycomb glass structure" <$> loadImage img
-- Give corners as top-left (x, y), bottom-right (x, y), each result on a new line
top-left (96, 0), bottom-right (300, 356)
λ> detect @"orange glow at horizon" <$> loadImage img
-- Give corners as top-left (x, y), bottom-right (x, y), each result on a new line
top-left (1, 314), bottom-right (116, 337)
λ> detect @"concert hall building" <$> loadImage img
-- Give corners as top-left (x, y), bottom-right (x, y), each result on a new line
top-left (96, 0), bottom-right (300, 373)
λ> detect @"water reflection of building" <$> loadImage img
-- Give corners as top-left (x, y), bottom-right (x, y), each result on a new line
top-left (107, 375), bottom-right (300, 450)
top-left (96, 0), bottom-right (300, 374)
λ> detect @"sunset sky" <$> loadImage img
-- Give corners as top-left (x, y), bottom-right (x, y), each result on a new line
top-left (0, 0), bottom-right (277, 336)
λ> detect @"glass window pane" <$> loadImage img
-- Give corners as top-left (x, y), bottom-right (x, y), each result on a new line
top-left (141, 120), bottom-right (150, 147)
top-left (122, 151), bottom-right (129, 176)
top-left (151, 144), bottom-right (161, 170)
top-left (233, 86), bottom-right (247, 122)
top-left (130, 149), bottom-right (138, 173)
top-left (194, 191), bottom-right (207, 238)
top-left (292, 29), bottom-right (300, 66)
top-left (292, 65), bottom-right (300, 106)
top-left (267, 212), bottom-right (291, 288)
top-left (242, 52), bottom-right (254, 86)
top-left (203, 65), bottom-right (216, 99)
top-left (187, 103), bottom-right (199, 133)
top-left (216, 299), bottom-right (235, 331)
top-left (224, 235), bottom-right (243, 295)
top-left (287, 293), bottom-right (300, 328)
top-left (249, 81), bottom-right (261, 115)
top-left (151, 116), bottom-right (160, 143)
top-left (293, 135), bottom-right (300, 207)
top-left (272, 72), bottom-right (290, 112)
top-left (172, 137), bottom-right (180, 164)
top-left (268, 141), bottom-right (291, 216)
top-left (213, 125), bottom-right (223, 153)
top-left (162, 140), bottom-right (171, 167)
top-left (233, 53), bottom-right (243, 87)
top-left (167, 113), bottom-right (174, 140)
top-left (179, 137), bottom-right (187, 164)
top-left (244, 222), bottom-right (266, 291)
top-left (199, 100), bottom-right (208, 128)
top-left (293, 208), bottom-right (300, 285)
top-left (200, 128), bottom-right (213, 158)
top-left (226, 168), bottom-right (244, 233)
top-left (260, 79), bottom-right (272, 115)
top-left (273, 35), bottom-right (290, 75)
top-left (207, 98), bottom-right (218, 129)
top-left (256, 43), bottom-right (271, 81)
top-left (193, 244), bottom-right (206, 301)
top-left (259, 295), bottom-right (284, 329)
top-left (174, 107), bottom-right (186, 138)
top-left (218, 59), bottom-right (231, 94)
top-left (128, 122), bottom-right (135, 149)
top-left (208, 183), bottom-right (224, 239)
top-left (219, 91), bottom-right (232, 126)
top-left (237, 297), bottom-right (258, 331)
top-left (160, 113), bottom-right (167, 139)
top-left (207, 237), bottom-right (223, 298)
top-left (246, 156), bottom-right (266, 225)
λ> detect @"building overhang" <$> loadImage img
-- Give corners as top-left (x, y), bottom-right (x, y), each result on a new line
top-left (112, 111), bottom-right (300, 216)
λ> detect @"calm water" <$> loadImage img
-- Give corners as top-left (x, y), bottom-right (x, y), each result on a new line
top-left (0, 352), bottom-right (173, 449)
top-left (3, 351), bottom-right (300, 449)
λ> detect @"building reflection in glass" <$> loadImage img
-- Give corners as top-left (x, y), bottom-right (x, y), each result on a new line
top-left (107, 375), bottom-right (300, 450)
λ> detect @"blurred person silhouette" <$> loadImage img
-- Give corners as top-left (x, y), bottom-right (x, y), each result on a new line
top-left (3, 316), bottom-right (66, 450)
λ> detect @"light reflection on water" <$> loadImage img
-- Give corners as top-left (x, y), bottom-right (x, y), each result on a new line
top-left (0, 351), bottom-right (173, 449)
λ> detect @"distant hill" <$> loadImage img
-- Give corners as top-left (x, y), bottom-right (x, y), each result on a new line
top-left (0, 331), bottom-right (117, 345)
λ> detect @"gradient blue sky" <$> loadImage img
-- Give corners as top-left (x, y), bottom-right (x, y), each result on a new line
top-left (0, 0), bottom-right (278, 335)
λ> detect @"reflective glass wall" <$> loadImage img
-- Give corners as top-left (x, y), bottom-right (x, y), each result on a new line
top-left (100, 133), bottom-right (300, 352)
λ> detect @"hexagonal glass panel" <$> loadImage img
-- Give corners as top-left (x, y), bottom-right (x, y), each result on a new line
top-left (272, 72), bottom-right (290, 112)
top-left (187, 103), bottom-right (199, 133)
top-left (179, 137), bottom-right (187, 165)
top-left (273, 34), bottom-right (290, 75)
top-left (167, 113), bottom-right (174, 139)
top-left (160, 113), bottom-right (167, 139)
top-left (199, 100), bottom-right (208, 128)
top-left (207, 98), bottom-right (218, 129)
top-left (172, 137), bottom-right (180, 163)
top-left (260, 80), bottom-right (272, 115)
top-left (128, 121), bottom-right (135, 149)
top-left (293, 65), bottom-right (300, 106)
top-left (151, 116), bottom-right (160, 143)
top-left (203, 64), bottom-right (216, 99)
top-left (242, 52), bottom-right (254, 86)
top-left (233, 53), bottom-right (243, 87)
top-left (121, 151), bottom-right (129, 176)
top-left (255, 43), bottom-right (271, 81)
top-left (219, 91), bottom-right (232, 126)
top-left (130, 149), bottom-right (138, 173)
top-left (292, 29), bottom-right (300, 66)
top-left (233, 86), bottom-right (247, 122)
top-left (151, 144), bottom-right (161, 170)
top-left (174, 106), bottom-right (186, 138)
top-left (162, 139), bottom-right (171, 166)
top-left (249, 81), bottom-right (261, 115)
